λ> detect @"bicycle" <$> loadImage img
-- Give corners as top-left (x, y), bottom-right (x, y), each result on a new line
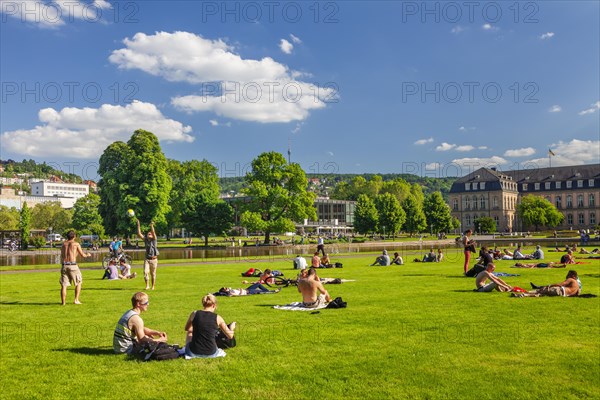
top-left (8, 240), bottom-right (18, 252)
top-left (102, 252), bottom-right (132, 268)
top-left (265, 276), bottom-right (298, 288)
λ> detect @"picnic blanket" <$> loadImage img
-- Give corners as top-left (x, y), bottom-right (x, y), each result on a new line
top-left (493, 272), bottom-right (520, 277)
top-left (321, 278), bottom-right (356, 284)
top-left (273, 302), bottom-right (328, 311)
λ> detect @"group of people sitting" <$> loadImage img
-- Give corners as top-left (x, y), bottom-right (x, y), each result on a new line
top-left (474, 263), bottom-right (582, 297)
top-left (497, 245), bottom-right (544, 260)
top-left (114, 291), bottom-right (236, 359)
top-left (304, 252), bottom-right (341, 268)
top-left (218, 269), bottom-right (280, 296)
top-left (102, 258), bottom-right (137, 280)
top-left (370, 250), bottom-right (404, 266)
top-left (413, 248), bottom-right (444, 263)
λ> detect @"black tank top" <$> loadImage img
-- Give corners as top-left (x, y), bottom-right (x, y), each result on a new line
top-left (189, 311), bottom-right (218, 355)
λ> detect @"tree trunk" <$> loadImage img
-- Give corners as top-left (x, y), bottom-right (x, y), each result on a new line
top-left (204, 235), bottom-right (209, 247)
top-left (264, 231), bottom-right (270, 245)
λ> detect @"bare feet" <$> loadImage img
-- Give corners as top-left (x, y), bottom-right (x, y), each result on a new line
top-left (230, 321), bottom-right (236, 330)
top-left (74, 300), bottom-right (82, 305)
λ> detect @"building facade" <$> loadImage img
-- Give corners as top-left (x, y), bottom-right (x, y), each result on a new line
top-left (449, 164), bottom-right (600, 232)
top-left (30, 181), bottom-right (89, 199)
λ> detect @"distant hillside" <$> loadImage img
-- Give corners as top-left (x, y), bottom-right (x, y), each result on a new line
top-left (220, 173), bottom-right (456, 199)
top-left (0, 159), bottom-right (83, 184)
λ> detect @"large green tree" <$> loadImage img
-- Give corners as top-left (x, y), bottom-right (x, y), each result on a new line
top-left (423, 191), bottom-right (453, 234)
top-left (241, 152), bottom-right (316, 244)
top-left (375, 192), bottom-right (405, 237)
top-left (19, 202), bottom-right (31, 250)
top-left (72, 193), bottom-right (105, 237)
top-left (474, 216), bottom-right (497, 233)
top-left (30, 202), bottom-right (72, 234)
top-left (183, 195), bottom-right (234, 246)
top-left (0, 206), bottom-right (20, 231)
top-left (517, 195), bottom-right (564, 230)
top-left (402, 195), bottom-right (427, 236)
top-left (167, 159), bottom-right (220, 239)
top-left (98, 130), bottom-right (172, 236)
top-left (353, 194), bottom-right (378, 234)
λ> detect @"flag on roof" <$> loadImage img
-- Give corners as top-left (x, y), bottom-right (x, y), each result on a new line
top-left (548, 149), bottom-right (556, 156)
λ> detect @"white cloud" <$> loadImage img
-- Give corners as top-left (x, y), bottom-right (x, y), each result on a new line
top-left (482, 24), bottom-right (499, 32)
top-left (327, 151), bottom-right (334, 156)
top-left (451, 25), bottom-right (464, 34)
top-left (455, 145), bottom-right (475, 152)
top-left (540, 32), bottom-right (555, 40)
top-left (0, 0), bottom-right (109, 28)
top-left (414, 137), bottom-right (433, 145)
top-left (436, 143), bottom-right (456, 151)
top-left (110, 31), bottom-right (335, 123)
top-left (578, 101), bottom-right (600, 115)
top-left (279, 38), bottom-right (293, 54)
top-left (1, 101), bottom-right (193, 158)
top-left (425, 162), bottom-right (442, 170)
top-left (451, 156), bottom-right (508, 172)
top-left (478, 146), bottom-right (488, 150)
top-left (504, 147), bottom-right (536, 157)
top-left (525, 139), bottom-right (600, 167)
top-left (209, 119), bottom-right (230, 127)
top-left (548, 105), bottom-right (562, 113)
top-left (291, 122), bottom-right (303, 134)
top-left (289, 34), bottom-right (302, 44)
top-left (459, 126), bottom-right (476, 131)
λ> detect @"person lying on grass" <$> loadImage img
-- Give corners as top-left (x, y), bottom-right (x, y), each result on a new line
top-left (512, 262), bottom-right (566, 268)
top-left (242, 269), bottom-right (275, 285)
top-left (474, 263), bottom-right (513, 292)
top-left (298, 267), bottom-right (332, 308)
top-left (184, 294), bottom-right (235, 359)
top-left (113, 292), bottom-right (168, 354)
top-left (514, 270), bottom-right (581, 297)
top-left (217, 284), bottom-right (280, 296)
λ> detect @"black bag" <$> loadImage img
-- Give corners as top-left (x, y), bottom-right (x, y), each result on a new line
top-left (469, 244), bottom-right (476, 253)
top-left (131, 341), bottom-right (181, 361)
top-left (335, 262), bottom-right (343, 268)
top-left (326, 297), bottom-right (347, 309)
top-left (215, 330), bottom-right (237, 349)
top-left (465, 264), bottom-right (486, 278)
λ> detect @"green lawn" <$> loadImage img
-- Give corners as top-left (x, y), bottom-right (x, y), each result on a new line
top-left (1, 250), bottom-right (598, 399)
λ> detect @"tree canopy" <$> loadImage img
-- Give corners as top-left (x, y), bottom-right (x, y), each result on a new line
top-left (423, 191), bottom-right (453, 234)
top-left (517, 195), bottom-right (564, 230)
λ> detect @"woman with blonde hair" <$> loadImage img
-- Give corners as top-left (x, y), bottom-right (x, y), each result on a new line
top-left (184, 294), bottom-right (236, 359)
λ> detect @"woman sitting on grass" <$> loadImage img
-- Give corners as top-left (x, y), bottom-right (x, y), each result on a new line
top-left (184, 294), bottom-right (236, 359)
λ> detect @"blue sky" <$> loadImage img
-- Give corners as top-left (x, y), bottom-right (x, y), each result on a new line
top-left (1, 1), bottom-right (599, 182)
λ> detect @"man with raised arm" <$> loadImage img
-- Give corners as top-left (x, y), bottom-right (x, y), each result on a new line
top-left (137, 219), bottom-right (159, 290)
top-left (60, 230), bottom-right (92, 305)
top-left (297, 267), bottom-right (332, 308)
top-left (113, 292), bottom-right (168, 354)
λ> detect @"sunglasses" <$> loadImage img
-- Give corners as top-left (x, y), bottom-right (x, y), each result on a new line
top-left (141, 301), bottom-right (149, 305)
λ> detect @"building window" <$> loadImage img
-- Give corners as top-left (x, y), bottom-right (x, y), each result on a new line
top-left (465, 183), bottom-right (470, 191)
top-left (480, 196), bottom-right (486, 210)
top-left (453, 199), bottom-right (459, 210)
top-left (589, 179), bottom-right (595, 187)
top-left (480, 182), bottom-right (485, 190)
top-left (578, 213), bottom-right (585, 225)
top-left (465, 197), bottom-right (471, 210)
top-left (522, 183), bottom-right (528, 191)
top-left (589, 194), bottom-right (595, 207)
top-left (567, 214), bottom-right (573, 225)
top-left (555, 197), bottom-right (562, 209)
top-left (545, 182), bottom-right (551, 189)
top-left (591, 213), bottom-right (596, 225)
top-left (534, 183), bottom-right (540, 190)
top-left (577, 180), bottom-right (584, 188)
top-left (556, 181), bottom-right (561, 189)
top-left (494, 216), bottom-right (499, 227)
top-left (567, 195), bottom-right (572, 208)
top-left (566, 181), bottom-right (572, 188)
top-left (466, 215), bottom-right (471, 226)
top-left (493, 196), bottom-right (498, 208)
top-left (473, 182), bottom-right (478, 190)
top-left (472, 196), bottom-right (478, 210)
top-left (577, 195), bottom-right (584, 207)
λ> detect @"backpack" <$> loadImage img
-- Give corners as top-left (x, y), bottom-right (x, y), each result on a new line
top-left (131, 341), bottom-right (181, 361)
top-left (272, 270), bottom-right (284, 276)
top-left (241, 268), bottom-right (263, 277)
top-left (335, 262), bottom-right (343, 268)
top-left (465, 264), bottom-right (486, 277)
top-left (326, 297), bottom-right (347, 309)
top-left (215, 330), bottom-right (237, 349)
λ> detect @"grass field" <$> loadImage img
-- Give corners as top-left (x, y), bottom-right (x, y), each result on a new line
top-left (1, 249), bottom-right (599, 399)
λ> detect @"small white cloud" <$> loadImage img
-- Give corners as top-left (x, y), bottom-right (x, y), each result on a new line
top-left (504, 147), bottom-right (536, 157)
top-left (0, 101), bottom-right (193, 159)
top-left (414, 137), bottom-right (433, 145)
top-left (482, 24), bottom-right (499, 32)
top-left (451, 26), bottom-right (465, 34)
top-left (548, 105), bottom-right (562, 113)
top-left (327, 151), bottom-right (334, 156)
top-left (289, 34), bottom-right (302, 44)
top-left (436, 142), bottom-right (456, 151)
top-left (578, 101), bottom-right (600, 115)
top-left (459, 126), bottom-right (476, 131)
top-left (455, 145), bottom-right (475, 152)
top-left (525, 139), bottom-right (600, 167)
top-left (209, 119), bottom-right (219, 126)
top-left (291, 122), bottom-right (303, 134)
top-left (279, 39), bottom-right (293, 54)
top-left (93, 0), bottom-right (112, 9)
top-left (540, 32), bottom-right (555, 40)
top-left (478, 146), bottom-right (488, 150)
top-left (425, 162), bottom-right (441, 170)
top-left (451, 156), bottom-right (508, 172)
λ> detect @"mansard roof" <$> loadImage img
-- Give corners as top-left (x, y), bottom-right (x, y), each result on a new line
top-left (503, 164), bottom-right (600, 183)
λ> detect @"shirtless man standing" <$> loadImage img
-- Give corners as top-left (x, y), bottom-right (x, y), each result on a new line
top-left (297, 268), bottom-right (332, 308)
top-left (60, 230), bottom-right (92, 305)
